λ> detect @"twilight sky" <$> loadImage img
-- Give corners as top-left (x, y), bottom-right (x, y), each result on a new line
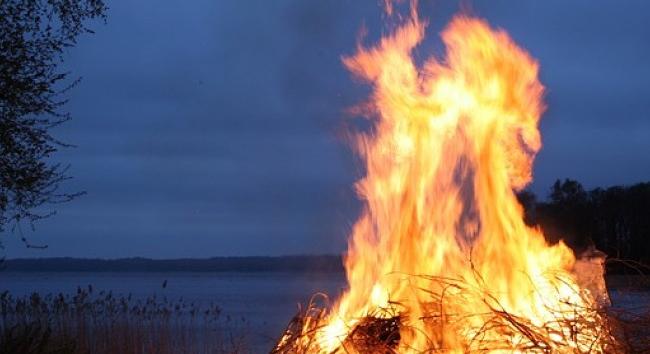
top-left (6, 0), bottom-right (650, 258)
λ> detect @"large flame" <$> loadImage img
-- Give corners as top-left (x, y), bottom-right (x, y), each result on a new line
top-left (277, 4), bottom-right (615, 353)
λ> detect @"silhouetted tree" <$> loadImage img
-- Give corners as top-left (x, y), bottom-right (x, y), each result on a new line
top-left (519, 180), bottom-right (650, 268)
top-left (589, 183), bottom-right (650, 264)
top-left (534, 179), bottom-right (593, 252)
top-left (0, 0), bottom-right (107, 247)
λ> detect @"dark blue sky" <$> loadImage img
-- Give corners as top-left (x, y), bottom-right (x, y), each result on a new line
top-left (7, 0), bottom-right (650, 258)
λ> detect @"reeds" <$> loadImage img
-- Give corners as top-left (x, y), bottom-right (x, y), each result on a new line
top-left (0, 287), bottom-right (248, 354)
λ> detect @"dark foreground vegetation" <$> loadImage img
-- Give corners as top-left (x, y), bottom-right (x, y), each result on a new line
top-left (519, 179), bottom-right (650, 269)
top-left (0, 288), bottom-right (248, 354)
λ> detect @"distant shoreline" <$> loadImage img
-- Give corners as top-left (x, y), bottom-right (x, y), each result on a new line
top-left (0, 255), bottom-right (344, 273)
top-left (1, 257), bottom-right (647, 286)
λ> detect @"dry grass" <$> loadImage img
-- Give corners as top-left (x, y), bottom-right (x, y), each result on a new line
top-left (0, 288), bottom-right (249, 354)
top-left (272, 274), bottom-right (650, 354)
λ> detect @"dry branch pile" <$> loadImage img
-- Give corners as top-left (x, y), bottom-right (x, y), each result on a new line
top-left (272, 275), bottom-right (650, 354)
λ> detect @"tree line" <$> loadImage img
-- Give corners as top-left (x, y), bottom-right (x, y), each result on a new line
top-left (2, 255), bottom-right (344, 273)
top-left (518, 179), bottom-right (650, 267)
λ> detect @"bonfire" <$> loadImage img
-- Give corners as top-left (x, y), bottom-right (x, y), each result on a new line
top-left (274, 2), bottom-right (627, 353)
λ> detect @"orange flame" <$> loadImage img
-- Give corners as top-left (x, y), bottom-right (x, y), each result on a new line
top-left (282, 4), bottom-right (614, 353)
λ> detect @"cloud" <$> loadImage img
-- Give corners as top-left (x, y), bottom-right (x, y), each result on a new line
top-left (9, 0), bottom-right (650, 258)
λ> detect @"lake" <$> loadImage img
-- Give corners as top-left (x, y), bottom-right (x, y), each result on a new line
top-left (1, 271), bottom-right (648, 352)
top-left (0, 271), bottom-right (347, 352)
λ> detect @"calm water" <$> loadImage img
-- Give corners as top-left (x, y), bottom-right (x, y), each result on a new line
top-left (0, 271), bottom-right (347, 352)
top-left (1, 271), bottom-right (648, 352)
